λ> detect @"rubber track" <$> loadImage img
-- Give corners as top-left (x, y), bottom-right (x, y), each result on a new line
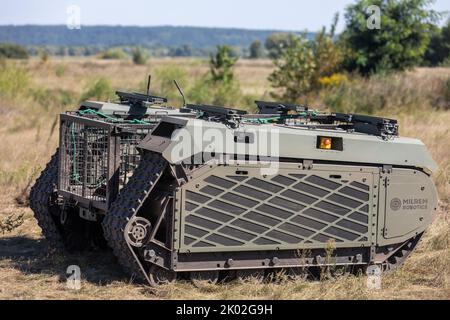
top-left (382, 233), bottom-right (423, 274)
top-left (29, 149), bottom-right (64, 249)
top-left (102, 152), bottom-right (167, 282)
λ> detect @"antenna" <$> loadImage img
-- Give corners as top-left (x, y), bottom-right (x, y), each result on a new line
top-left (146, 75), bottom-right (152, 101)
top-left (173, 80), bottom-right (186, 107)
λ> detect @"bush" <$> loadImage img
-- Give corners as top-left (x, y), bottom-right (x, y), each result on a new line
top-left (0, 43), bottom-right (29, 59)
top-left (188, 76), bottom-right (242, 107)
top-left (55, 64), bottom-right (66, 77)
top-left (249, 41), bottom-right (264, 59)
top-left (155, 66), bottom-right (188, 105)
top-left (40, 50), bottom-right (50, 64)
top-left (184, 45), bottom-right (243, 107)
top-left (80, 78), bottom-right (114, 102)
top-left (132, 47), bottom-right (148, 65)
top-left (32, 88), bottom-right (76, 111)
top-left (0, 61), bottom-right (30, 100)
top-left (444, 77), bottom-right (450, 107)
top-left (210, 46), bottom-right (239, 84)
top-left (99, 49), bottom-right (127, 60)
top-left (269, 29), bottom-right (343, 102)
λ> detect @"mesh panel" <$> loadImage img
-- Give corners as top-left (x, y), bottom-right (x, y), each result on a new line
top-left (119, 131), bottom-right (150, 190)
top-left (59, 116), bottom-right (153, 206)
top-left (60, 121), bottom-right (109, 202)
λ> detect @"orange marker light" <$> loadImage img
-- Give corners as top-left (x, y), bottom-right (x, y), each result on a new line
top-left (320, 137), bottom-right (332, 150)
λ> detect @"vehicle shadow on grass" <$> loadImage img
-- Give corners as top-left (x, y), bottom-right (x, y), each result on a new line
top-left (0, 235), bottom-right (132, 286)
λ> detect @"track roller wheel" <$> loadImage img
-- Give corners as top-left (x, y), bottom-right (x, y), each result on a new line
top-left (190, 270), bottom-right (219, 285)
top-left (148, 264), bottom-right (176, 287)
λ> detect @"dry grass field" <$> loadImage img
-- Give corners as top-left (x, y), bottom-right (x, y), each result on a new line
top-left (0, 57), bottom-right (449, 299)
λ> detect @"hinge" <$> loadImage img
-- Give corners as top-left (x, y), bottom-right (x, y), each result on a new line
top-left (303, 159), bottom-right (313, 170)
top-left (382, 164), bottom-right (392, 174)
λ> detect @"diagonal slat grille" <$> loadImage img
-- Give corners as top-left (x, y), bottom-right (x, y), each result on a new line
top-left (181, 168), bottom-right (373, 251)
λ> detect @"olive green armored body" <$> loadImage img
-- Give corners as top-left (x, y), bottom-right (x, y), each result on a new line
top-left (30, 93), bottom-right (438, 286)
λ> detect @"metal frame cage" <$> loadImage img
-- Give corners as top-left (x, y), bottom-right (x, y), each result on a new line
top-left (58, 113), bottom-right (155, 211)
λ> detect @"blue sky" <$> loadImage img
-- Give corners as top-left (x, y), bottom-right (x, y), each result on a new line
top-left (1, 0), bottom-right (449, 32)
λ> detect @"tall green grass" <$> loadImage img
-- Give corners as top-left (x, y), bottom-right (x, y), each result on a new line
top-left (320, 72), bottom-right (450, 115)
top-left (0, 60), bottom-right (30, 101)
top-left (80, 78), bottom-right (115, 102)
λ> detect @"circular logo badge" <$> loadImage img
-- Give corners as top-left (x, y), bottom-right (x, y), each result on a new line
top-left (390, 198), bottom-right (402, 211)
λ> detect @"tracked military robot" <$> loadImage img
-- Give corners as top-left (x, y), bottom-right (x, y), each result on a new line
top-left (30, 93), bottom-right (438, 286)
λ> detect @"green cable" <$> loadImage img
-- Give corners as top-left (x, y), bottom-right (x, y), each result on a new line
top-left (242, 111), bottom-right (319, 125)
top-left (78, 109), bottom-right (151, 124)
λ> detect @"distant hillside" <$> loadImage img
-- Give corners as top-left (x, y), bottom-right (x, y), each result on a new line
top-left (0, 25), bottom-right (312, 50)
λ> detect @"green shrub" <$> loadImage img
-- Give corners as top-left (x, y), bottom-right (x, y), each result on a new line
top-left (210, 45), bottom-right (238, 84)
top-left (187, 45), bottom-right (242, 107)
top-left (188, 76), bottom-right (242, 107)
top-left (269, 30), bottom-right (343, 102)
top-left (80, 78), bottom-right (114, 102)
top-left (444, 77), bottom-right (450, 106)
top-left (0, 61), bottom-right (30, 100)
top-left (0, 43), bottom-right (29, 59)
top-left (99, 49), bottom-right (127, 60)
top-left (55, 64), bottom-right (66, 77)
top-left (132, 47), bottom-right (148, 65)
top-left (155, 66), bottom-right (188, 103)
top-left (32, 88), bottom-right (76, 111)
top-left (211, 81), bottom-right (242, 107)
top-left (249, 40), bottom-right (264, 59)
top-left (40, 50), bottom-right (50, 64)
top-left (187, 75), bottom-right (213, 104)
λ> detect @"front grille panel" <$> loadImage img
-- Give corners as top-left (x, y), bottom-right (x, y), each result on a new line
top-left (181, 166), bottom-right (374, 252)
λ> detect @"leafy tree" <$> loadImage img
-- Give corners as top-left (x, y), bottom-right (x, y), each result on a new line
top-left (341, 0), bottom-right (441, 75)
top-left (249, 40), bottom-right (264, 59)
top-left (424, 19), bottom-right (450, 66)
top-left (132, 47), bottom-right (148, 65)
top-left (209, 45), bottom-right (239, 84)
top-left (265, 33), bottom-right (298, 59)
top-left (269, 29), bottom-right (343, 102)
top-left (188, 45), bottom-right (242, 106)
top-left (0, 43), bottom-right (28, 59)
top-left (269, 36), bottom-right (315, 102)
